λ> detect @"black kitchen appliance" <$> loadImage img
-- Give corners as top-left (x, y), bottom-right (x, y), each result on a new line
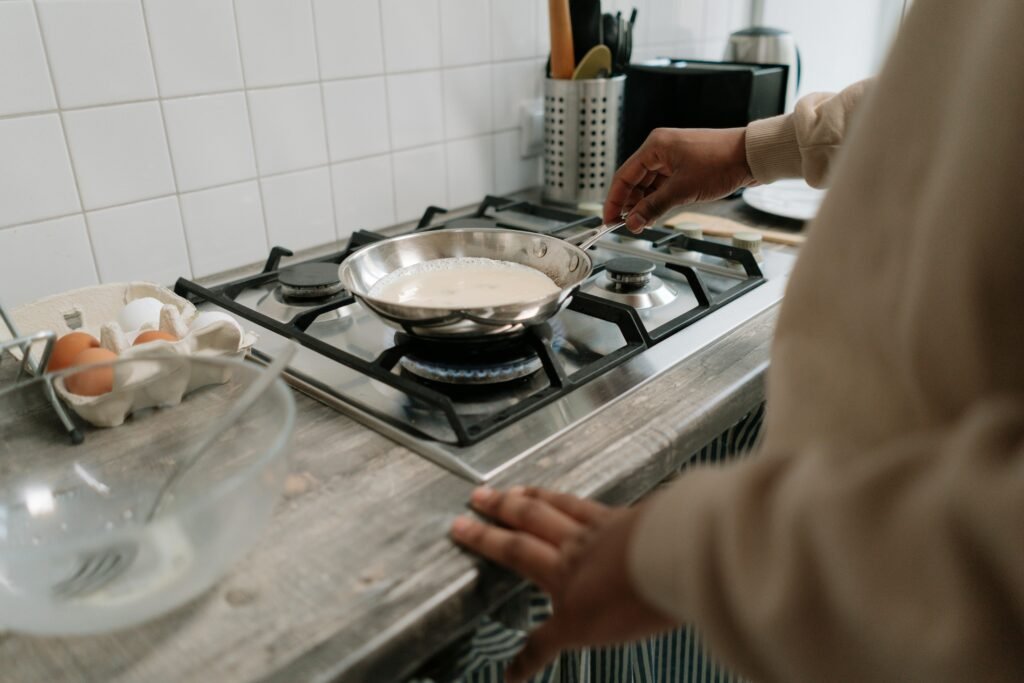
top-left (622, 59), bottom-right (787, 160)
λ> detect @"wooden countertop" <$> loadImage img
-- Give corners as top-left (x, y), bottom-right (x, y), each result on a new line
top-left (2, 199), bottom-right (801, 683)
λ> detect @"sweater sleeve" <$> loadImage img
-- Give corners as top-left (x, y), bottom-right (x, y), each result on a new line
top-left (745, 79), bottom-right (871, 188)
top-left (628, 397), bottom-right (1024, 683)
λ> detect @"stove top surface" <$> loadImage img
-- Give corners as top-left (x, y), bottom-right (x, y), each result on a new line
top-left (174, 196), bottom-right (796, 481)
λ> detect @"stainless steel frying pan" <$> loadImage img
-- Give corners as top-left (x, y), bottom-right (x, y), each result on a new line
top-left (339, 221), bottom-right (625, 338)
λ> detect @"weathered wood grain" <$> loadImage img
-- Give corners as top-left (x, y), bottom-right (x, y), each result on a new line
top-left (1, 305), bottom-right (777, 683)
top-left (1, 197), bottom-right (788, 683)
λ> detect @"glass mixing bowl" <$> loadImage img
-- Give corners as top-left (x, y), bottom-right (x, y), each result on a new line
top-left (0, 355), bottom-right (295, 635)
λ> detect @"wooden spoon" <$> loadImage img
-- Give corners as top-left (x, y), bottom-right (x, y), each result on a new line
top-left (548, 0), bottom-right (575, 79)
top-left (572, 44), bottom-right (612, 80)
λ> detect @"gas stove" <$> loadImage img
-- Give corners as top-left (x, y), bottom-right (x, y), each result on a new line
top-left (174, 196), bottom-right (796, 482)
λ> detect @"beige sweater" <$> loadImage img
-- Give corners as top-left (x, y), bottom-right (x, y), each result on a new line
top-left (629, 2), bottom-right (1024, 682)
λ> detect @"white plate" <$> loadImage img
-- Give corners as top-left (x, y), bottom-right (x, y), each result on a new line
top-left (742, 179), bottom-right (826, 221)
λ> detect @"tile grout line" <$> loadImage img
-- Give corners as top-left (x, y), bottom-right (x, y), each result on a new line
top-left (0, 55), bottom-right (551, 127)
top-left (489, 0), bottom-right (501, 195)
top-left (378, 0), bottom-right (399, 227)
top-left (487, 0), bottom-right (498, 197)
top-left (436, 0), bottom-right (452, 208)
top-left (307, 0), bottom-right (344, 247)
top-left (229, 0), bottom-right (273, 255)
top-left (138, 0), bottom-right (196, 280)
top-left (28, 0), bottom-right (100, 285)
top-left (0, 126), bottom-right (514, 235)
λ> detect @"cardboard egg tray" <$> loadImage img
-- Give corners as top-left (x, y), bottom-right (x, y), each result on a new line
top-left (2, 282), bottom-right (258, 427)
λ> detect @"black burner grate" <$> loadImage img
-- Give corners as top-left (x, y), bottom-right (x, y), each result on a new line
top-left (173, 195), bottom-right (765, 446)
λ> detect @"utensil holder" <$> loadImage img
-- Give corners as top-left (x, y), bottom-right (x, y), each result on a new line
top-left (542, 75), bottom-right (626, 206)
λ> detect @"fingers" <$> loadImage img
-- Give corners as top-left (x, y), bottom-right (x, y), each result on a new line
top-left (603, 144), bottom-right (665, 225)
top-left (625, 180), bottom-right (679, 231)
top-left (450, 516), bottom-right (561, 591)
top-left (470, 486), bottom-right (582, 546)
top-left (517, 487), bottom-right (611, 526)
top-left (602, 156), bottom-right (647, 223)
top-left (506, 618), bottom-right (567, 683)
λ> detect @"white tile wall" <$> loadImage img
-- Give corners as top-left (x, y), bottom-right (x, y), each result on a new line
top-left (63, 101), bottom-right (175, 210)
top-left (440, 0), bottom-right (490, 67)
top-left (0, 2), bottom-right (57, 117)
top-left (446, 136), bottom-right (495, 208)
top-left (0, 0), bottom-right (743, 308)
top-left (493, 129), bottom-right (540, 195)
top-left (260, 167), bottom-right (336, 250)
top-left (492, 59), bottom-right (544, 131)
top-left (312, 0), bottom-right (384, 79)
top-left (387, 71), bottom-right (445, 150)
top-left (0, 216), bottom-right (98, 304)
top-left (331, 154), bottom-right (395, 235)
top-left (162, 92), bottom-right (256, 192)
top-left (248, 84), bottom-right (328, 175)
top-left (234, 0), bottom-right (318, 88)
top-left (0, 114), bottom-right (79, 227)
top-left (491, 0), bottom-right (537, 61)
top-left (179, 181), bottom-right (267, 277)
top-left (87, 196), bottom-right (192, 284)
top-left (322, 77), bottom-right (391, 161)
top-left (143, 0), bottom-right (244, 98)
top-left (36, 0), bottom-right (157, 109)
top-left (392, 144), bottom-right (448, 222)
top-left (443, 65), bottom-right (492, 139)
top-left (381, 0), bottom-right (441, 73)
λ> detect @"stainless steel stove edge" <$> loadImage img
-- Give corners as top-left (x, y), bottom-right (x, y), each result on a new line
top-left (273, 257), bottom-right (792, 483)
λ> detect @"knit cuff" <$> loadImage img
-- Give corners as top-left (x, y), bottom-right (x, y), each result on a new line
top-left (745, 114), bottom-right (803, 185)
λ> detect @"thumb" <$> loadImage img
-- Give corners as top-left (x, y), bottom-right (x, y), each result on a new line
top-left (505, 617), bottom-right (567, 683)
top-left (624, 182), bottom-right (676, 232)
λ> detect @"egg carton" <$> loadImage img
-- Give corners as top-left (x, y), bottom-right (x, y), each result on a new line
top-left (2, 282), bottom-right (258, 428)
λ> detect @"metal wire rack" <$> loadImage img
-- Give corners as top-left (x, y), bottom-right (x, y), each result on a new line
top-left (0, 301), bottom-right (83, 444)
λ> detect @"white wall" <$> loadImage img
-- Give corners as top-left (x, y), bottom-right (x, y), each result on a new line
top-left (0, 0), bottom-right (750, 308)
top-left (762, 0), bottom-right (904, 97)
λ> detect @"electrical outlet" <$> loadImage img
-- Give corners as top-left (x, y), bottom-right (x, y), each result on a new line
top-left (519, 98), bottom-right (544, 158)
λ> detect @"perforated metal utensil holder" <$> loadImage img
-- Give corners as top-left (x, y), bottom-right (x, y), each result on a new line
top-left (543, 75), bottom-right (626, 206)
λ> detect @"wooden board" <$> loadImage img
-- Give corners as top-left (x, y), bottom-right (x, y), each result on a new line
top-left (665, 210), bottom-right (806, 246)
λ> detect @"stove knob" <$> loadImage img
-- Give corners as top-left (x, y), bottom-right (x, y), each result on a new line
top-left (605, 257), bottom-right (656, 287)
top-left (675, 222), bottom-right (703, 240)
top-left (732, 231), bottom-right (763, 261)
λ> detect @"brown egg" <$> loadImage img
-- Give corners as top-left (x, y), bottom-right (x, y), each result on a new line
top-left (64, 348), bottom-right (118, 396)
top-left (47, 331), bottom-right (100, 372)
top-left (133, 330), bottom-right (178, 346)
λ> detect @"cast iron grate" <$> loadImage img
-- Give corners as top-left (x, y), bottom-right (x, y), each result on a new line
top-left (173, 196), bottom-right (764, 447)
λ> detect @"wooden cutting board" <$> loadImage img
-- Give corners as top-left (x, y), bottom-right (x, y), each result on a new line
top-left (664, 211), bottom-right (806, 246)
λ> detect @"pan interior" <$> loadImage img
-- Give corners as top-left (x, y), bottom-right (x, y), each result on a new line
top-left (342, 229), bottom-right (590, 302)
top-left (367, 257), bottom-right (561, 308)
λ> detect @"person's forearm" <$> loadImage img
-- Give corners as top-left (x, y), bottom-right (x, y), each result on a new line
top-left (628, 396), bottom-right (1024, 683)
top-left (746, 79), bottom-right (871, 188)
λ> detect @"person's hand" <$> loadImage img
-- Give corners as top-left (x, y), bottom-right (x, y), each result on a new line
top-left (604, 127), bottom-right (755, 232)
top-left (450, 486), bottom-right (678, 682)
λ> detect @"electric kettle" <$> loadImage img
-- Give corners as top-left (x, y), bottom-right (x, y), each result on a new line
top-left (724, 27), bottom-right (800, 111)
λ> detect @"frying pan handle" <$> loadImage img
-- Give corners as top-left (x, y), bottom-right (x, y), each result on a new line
top-left (565, 220), bottom-right (627, 251)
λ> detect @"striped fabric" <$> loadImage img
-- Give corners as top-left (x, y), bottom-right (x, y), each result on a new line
top-left (414, 404), bottom-right (764, 683)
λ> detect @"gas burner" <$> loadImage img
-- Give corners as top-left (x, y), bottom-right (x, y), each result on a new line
top-left (396, 323), bottom-right (565, 386)
top-left (256, 286), bottom-right (349, 324)
top-left (401, 354), bottom-right (543, 385)
top-left (279, 262), bottom-right (344, 299)
top-left (584, 257), bottom-right (677, 309)
top-left (172, 194), bottom-right (779, 482)
top-left (256, 263), bottom-right (349, 323)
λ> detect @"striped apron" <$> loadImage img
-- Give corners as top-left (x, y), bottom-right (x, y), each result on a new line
top-left (413, 404), bottom-right (765, 683)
